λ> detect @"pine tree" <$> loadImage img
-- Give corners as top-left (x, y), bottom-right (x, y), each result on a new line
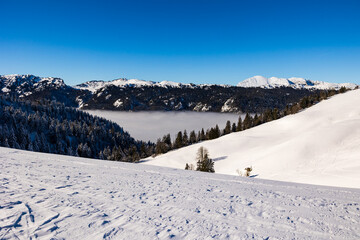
top-left (243, 113), bottom-right (252, 130)
top-left (253, 114), bottom-right (261, 126)
top-left (183, 130), bottom-right (189, 146)
top-left (155, 138), bottom-right (167, 154)
top-left (173, 131), bottom-right (183, 149)
top-left (195, 146), bottom-right (215, 173)
top-left (200, 128), bottom-right (206, 141)
top-left (231, 123), bottom-right (237, 132)
top-left (223, 120), bottom-right (231, 135)
top-left (162, 133), bottom-right (172, 150)
top-left (189, 130), bottom-right (197, 144)
top-left (215, 124), bottom-right (220, 138)
top-left (236, 116), bottom-right (242, 131)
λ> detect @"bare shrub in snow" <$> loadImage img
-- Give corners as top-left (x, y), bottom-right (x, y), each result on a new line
top-left (185, 163), bottom-right (195, 170)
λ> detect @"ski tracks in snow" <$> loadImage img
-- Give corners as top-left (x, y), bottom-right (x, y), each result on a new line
top-left (0, 148), bottom-right (360, 239)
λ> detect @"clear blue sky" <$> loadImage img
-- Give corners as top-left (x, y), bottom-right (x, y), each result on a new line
top-left (1, 0), bottom-right (360, 85)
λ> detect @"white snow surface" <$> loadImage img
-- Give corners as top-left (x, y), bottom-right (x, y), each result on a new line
top-left (237, 75), bottom-right (358, 90)
top-left (144, 90), bottom-right (360, 189)
top-left (0, 147), bottom-right (359, 239)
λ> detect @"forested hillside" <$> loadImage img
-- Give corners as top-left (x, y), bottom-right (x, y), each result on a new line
top-left (0, 95), bottom-right (154, 162)
top-left (81, 84), bottom-right (318, 113)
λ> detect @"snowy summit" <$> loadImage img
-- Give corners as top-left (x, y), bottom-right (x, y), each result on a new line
top-left (73, 78), bottom-right (195, 93)
top-left (237, 75), bottom-right (358, 90)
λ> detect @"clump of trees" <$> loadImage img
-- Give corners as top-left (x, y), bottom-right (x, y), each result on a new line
top-left (196, 147), bottom-right (215, 173)
top-left (185, 147), bottom-right (214, 173)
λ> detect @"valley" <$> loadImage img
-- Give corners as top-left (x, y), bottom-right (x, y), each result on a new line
top-left (86, 110), bottom-right (241, 142)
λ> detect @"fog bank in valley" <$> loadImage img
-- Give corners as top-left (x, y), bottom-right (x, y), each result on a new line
top-left (86, 110), bottom-right (241, 142)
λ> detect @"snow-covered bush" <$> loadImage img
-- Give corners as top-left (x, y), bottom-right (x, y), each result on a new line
top-left (236, 166), bottom-right (253, 177)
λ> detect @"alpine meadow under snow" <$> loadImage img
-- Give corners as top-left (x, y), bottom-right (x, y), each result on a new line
top-left (0, 147), bottom-right (359, 239)
top-left (143, 89), bottom-right (360, 189)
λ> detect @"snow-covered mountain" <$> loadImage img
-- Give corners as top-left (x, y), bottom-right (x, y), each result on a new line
top-left (1, 147), bottom-right (359, 239)
top-left (77, 75), bottom-right (358, 92)
top-left (238, 75), bottom-right (358, 90)
top-left (143, 89), bottom-right (360, 189)
top-left (2, 74), bottom-right (358, 113)
top-left (1, 74), bottom-right (357, 96)
top-left (0, 74), bottom-right (66, 97)
top-left (74, 78), bottom-right (196, 93)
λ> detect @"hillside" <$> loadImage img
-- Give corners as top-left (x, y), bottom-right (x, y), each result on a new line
top-left (0, 95), bottom-right (153, 162)
top-left (0, 147), bottom-right (359, 239)
top-left (143, 90), bottom-right (360, 188)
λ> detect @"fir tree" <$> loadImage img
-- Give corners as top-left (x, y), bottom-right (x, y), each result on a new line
top-left (173, 131), bottom-right (183, 149)
top-left (189, 130), bottom-right (197, 144)
top-left (223, 120), bottom-right (231, 135)
top-left (231, 123), bottom-right (237, 132)
top-left (236, 116), bottom-right (242, 131)
top-left (183, 130), bottom-right (189, 146)
top-left (195, 147), bottom-right (214, 173)
top-left (243, 113), bottom-right (252, 130)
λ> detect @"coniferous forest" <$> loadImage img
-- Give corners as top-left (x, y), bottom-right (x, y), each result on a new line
top-left (0, 95), bottom-right (154, 162)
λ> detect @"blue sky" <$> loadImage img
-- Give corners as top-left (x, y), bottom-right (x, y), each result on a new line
top-left (1, 0), bottom-right (359, 85)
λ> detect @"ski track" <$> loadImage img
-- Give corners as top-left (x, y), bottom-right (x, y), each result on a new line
top-left (0, 147), bottom-right (359, 239)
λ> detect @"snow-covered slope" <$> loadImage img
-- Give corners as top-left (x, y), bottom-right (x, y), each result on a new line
top-left (238, 75), bottom-right (358, 90)
top-left (143, 90), bottom-right (360, 188)
top-left (0, 147), bottom-right (359, 239)
top-left (0, 74), bottom-right (66, 97)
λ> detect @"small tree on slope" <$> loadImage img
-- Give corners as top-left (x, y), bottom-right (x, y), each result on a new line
top-left (196, 147), bottom-right (215, 173)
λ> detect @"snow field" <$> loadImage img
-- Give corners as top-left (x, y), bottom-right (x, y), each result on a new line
top-left (0, 147), bottom-right (359, 239)
top-left (144, 90), bottom-right (360, 189)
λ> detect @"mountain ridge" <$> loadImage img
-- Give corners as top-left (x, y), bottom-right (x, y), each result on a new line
top-left (237, 75), bottom-right (357, 90)
top-left (1, 74), bottom-right (357, 95)
top-left (1, 74), bottom-right (356, 113)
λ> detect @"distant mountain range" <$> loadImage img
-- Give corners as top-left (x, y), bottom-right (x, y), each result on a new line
top-left (237, 75), bottom-right (357, 90)
top-left (0, 74), bottom-right (357, 113)
top-left (75, 75), bottom-right (357, 92)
